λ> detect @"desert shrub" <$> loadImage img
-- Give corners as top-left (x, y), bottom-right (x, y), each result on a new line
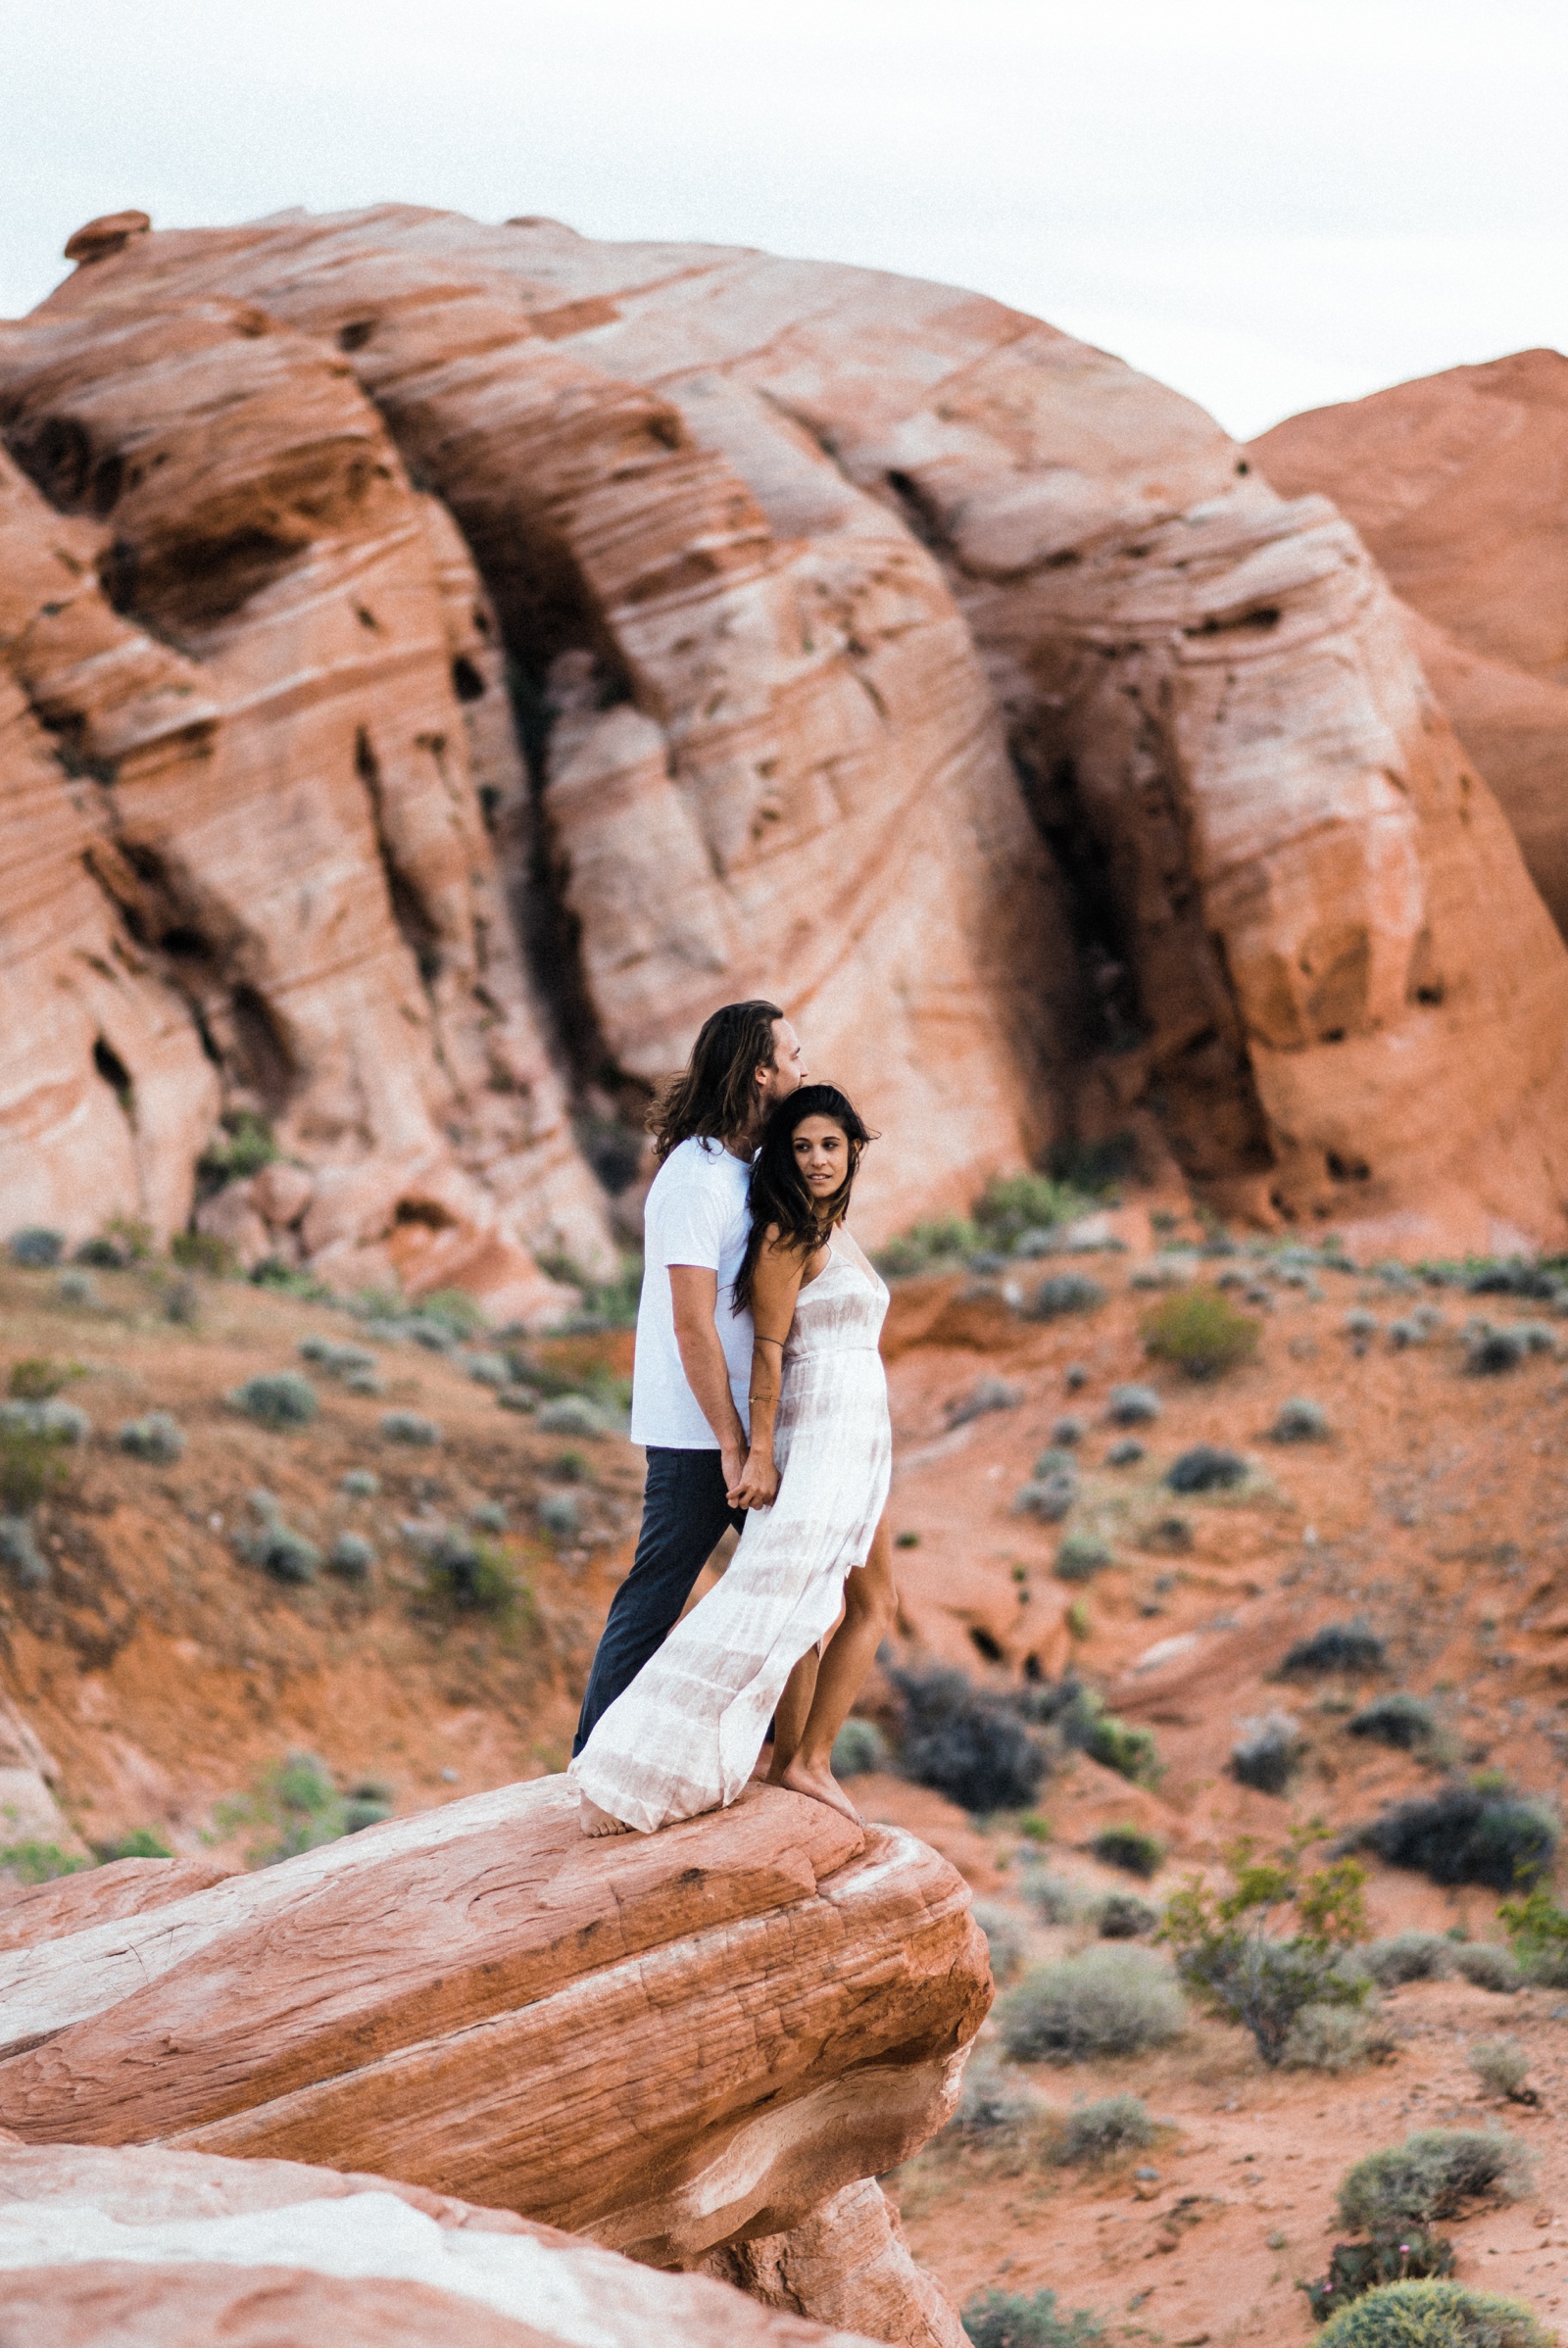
top-left (0, 1429), bottom-right (67, 1516)
top-left (1013, 1473), bottom-right (1076, 1524)
top-left (1363, 1932), bottom-right (1456, 1988)
top-left (169, 1230), bottom-right (233, 1277)
top-left (1062, 1361), bottom-right (1090, 1391)
top-left (1497, 1884), bottom-right (1568, 1985)
top-left (536, 1394), bottom-right (610, 1439)
top-left (948, 1376), bottom-right (1024, 1428)
top-left (1165, 1444), bottom-right (1249, 1493)
top-left (1349, 1693), bottom-right (1438, 1752)
top-left (380, 1410), bottom-right (441, 1446)
top-left (230, 1373), bottom-right (318, 1429)
top-left (1273, 1395), bottom-right (1331, 1443)
top-left (963, 2289), bottom-right (1103, 2347)
top-left (1091, 1825), bottom-right (1165, 1879)
top-left (423, 1534), bottom-right (519, 1615)
top-left (343, 1790), bottom-right (394, 1834)
top-left (1357, 1784), bottom-right (1557, 1890)
top-left (403, 1317), bottom-right (456, 1352)
top-left (1051, 1415), bottom-right (1086, 1448)
top-left (972, 1900), bottom-right (1029, 1984)
top-left (1387, 1318), bottom-right (1428, 1350)
top-left (1020, 1870), bottom-right (1084, 1926)
top-left (1453, 1943), bottom-right (1522, 1994)
top-left (1023, 1274), bottom-right (1106, 1322)
top-left (1316, 2280), bottom-right (1546, 2347)
top-left (56, 1269), bottom-right (98, 1307)
top-left (1280, 1619), bottom-right (1388, 1679)
top-left (1058, 1689), bottom-right (1162, 1787)
top-left (1162, 1832), bottom-right (1371, 2066)
top-left (895, 1667), bottom-right (1047, 1812)
top-left (874, 1218), bottom-right (979, 1278)
top-left (1465, 1324), bottom-right (1530, 1375)
top-left (1141, 1287), bottom-right (1260, 1380)
top-left (339, 1468), bottom-right (380, 1498)
top-left (0, 1839), bottom-right (90, 1883)
top-left (228, 1750), bottom-right (351, 1865)
top-left (537, 1491), bottom-right (581, 1542)
top-left (464, 1351), bottom-right (512, 1389)
top-left (1105, 1439), bottom-right (1145, 1468)
top-left (242, 1523), bottom-right (322, 1585)
top-left (117, 1412), bottom-right (185, 1464)
top-left (327, 1532), bottom-right (375, 1581)
top-left (1106, 1383), bottom-right (1160, 1426)
top-left (1054, 2093), bottom-right (1155, 2165)
top-left (0, 1516), bottom-right (48, 1587)
top-left (1054, 1532), bottom-right (1110, 1584)
top-left (468, 1500), bottom-right (508, 1534)
top-left (1, 1396), bottom-right (90, 1445)
top-left (1286, 2003), bottom-right (1384, 2072)
top-left (998, 1945), bottom-right (1185, 2063)
top-left (1303, 2237), bottom-right (1458, 2326)
top-left (1096, 1891), bottom-right (1157, 1938)
top-left (198, 1110), bottom-right (277, 1189)
top-left (299, 1337), bottom-right (377, 1381)
top-left (1468, 2037), bottom-right (1531, 2101)
top-left (9, 1358), bottom-right (67, 1400)
top-left (1232, 1710), bottom-right (1304, 1794)
top-left (975, 1172), bottom-right (1099, 1248)
top-left (9, 1228), bottom-right (64, 1267)
top-left (1338, 2131), bottom-right (1532, 2237)
top-left (74, 1234), bottom-right (133, 1269)
top-left (97, 1828), bottom-right (174, 1861)
top-left (949, 2051), bottom-right (1037, 2140)
top-left (831, 1716), bottom-right (888, 1776)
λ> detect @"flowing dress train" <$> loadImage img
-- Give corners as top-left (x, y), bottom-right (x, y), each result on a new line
top-left (568, 1239), bottom-right (891, 1834)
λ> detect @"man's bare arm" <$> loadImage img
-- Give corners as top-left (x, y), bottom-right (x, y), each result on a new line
top-left (669, 1264), bottom-right (749, 1500)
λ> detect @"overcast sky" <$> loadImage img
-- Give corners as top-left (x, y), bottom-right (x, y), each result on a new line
top-left (3, 0), bottom-right (1565, 438)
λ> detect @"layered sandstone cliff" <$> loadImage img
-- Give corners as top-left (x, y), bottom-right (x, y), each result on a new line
top-left (6, 207), bottom-right (1568, 1259)
top-left (0, 1774), bottom-right (983, 2346)
top-left (1252, 350), bottom-right (1568, 948)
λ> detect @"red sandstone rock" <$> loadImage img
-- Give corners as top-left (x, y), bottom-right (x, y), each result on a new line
top-left (1251, 353), bottom-right (1568, 947)
top-left (0, 2140), bottom-right (882, 2347)
top-left (0, 1776), bottom-right (987, 2308)
top-left (704, 2176), bottom-right (966, 2348)
top-left (0, 1855), bottom-right (232, 1954)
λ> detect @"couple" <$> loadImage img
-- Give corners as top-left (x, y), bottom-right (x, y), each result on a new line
top-left (568, 1000), bottom-right (896, 1836)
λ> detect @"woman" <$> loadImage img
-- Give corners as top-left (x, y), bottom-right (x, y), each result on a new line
top-left (570, 1084), bottom-right (896, 1834)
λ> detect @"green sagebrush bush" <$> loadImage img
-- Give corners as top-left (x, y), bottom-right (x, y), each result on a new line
top-left (831, 1717), bottom-right (888, 1777)
top-left (1051, 2094), bottom-right (1154, 2166)
top-left (117, 1412), bottom-right (184, 1463)
top-left (1141, 1287), bottom-right (1260, 1380)
top-left (1337, 2130), bottom-right (1533, 2236)
top-left (962, 2287), bottom-right (1104, 2347)
top-left (1161, 1832), bottom-right (1371, 2067)
top-left (998, 1945), bottom-right (1185, 2064)
top-left (1316, 2280), bottom-right (1547, 2347)
top-left (1498, 1885), bottom-right (1568, 1986)
top-left (230, 1373), bottom-right (318, 1429)
top-left (1091, 1825), bottom-right (1164, 1879)
top-left (1348, 1694), bottom-right (1437, 1752)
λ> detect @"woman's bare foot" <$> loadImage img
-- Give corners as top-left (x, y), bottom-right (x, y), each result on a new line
top-left (579, 1793), bottom-right (632, 1836)
top-left (779, 1753), bottom-right (861, 1827)
top-left (749, 1746), bottom-right (774, 1783)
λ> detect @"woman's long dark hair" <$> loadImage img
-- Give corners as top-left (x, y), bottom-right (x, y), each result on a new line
top-left (649, 1000), bottom-right (784, 1161)
top-left (734, 1083), bottom-right (872, 1314)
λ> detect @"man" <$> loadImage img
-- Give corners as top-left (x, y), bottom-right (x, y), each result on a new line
top-left (571, 1000), bottom-right (807, 1759)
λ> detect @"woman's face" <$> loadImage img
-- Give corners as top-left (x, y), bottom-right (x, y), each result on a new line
top-left (793, 1116), bottom-right (849, 1204)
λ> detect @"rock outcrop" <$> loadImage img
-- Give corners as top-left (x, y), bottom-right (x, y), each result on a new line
top-left (0, 1775), bottom-right (984, 2344)
top-left (1252, 349), bottom-right (1568, 947)
top-left (0, 1692), bottom-right (88, 1862)
top-left (7, 208), bottom-right (1568, 1254)
top-left (0, 2139), bottom-right (885, 2346)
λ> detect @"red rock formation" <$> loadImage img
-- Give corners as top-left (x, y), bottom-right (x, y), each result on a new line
top-left (1251, 351), bottom-right (1568, 943)
top-left (0, 1776), bottom-right (984, 2342)
top-left (0, 2140), bottom-right (883, 2346)
top-left (9, 207), bottom-right (1568, 1254)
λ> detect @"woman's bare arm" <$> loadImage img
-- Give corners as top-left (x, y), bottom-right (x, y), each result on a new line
top-left (731, 1227), bottom-right (818, 1508)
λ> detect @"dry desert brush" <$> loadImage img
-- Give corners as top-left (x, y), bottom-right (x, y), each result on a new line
top-left (894, 1667), bottom-right (1047, 1813)
top-left (1356, 1781), bottom-right (1557, 1890)
top-left (998, 1944), bottom-right (1185, 2064)
top-left (1141, 1286), bottom-right (1260, 1380)
top-left (1160, 1829), bottom-right (1373, 2067)
top-left (961, 2286), bottom-right (1104, 2347)
top-left (1315, 2281), bottom-right (1547, 2347)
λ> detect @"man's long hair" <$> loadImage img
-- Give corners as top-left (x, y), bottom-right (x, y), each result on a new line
top-left (734, 1084), bottom-right (872, 1315)
top-left (649, 1000), bottom-right (785, 1161)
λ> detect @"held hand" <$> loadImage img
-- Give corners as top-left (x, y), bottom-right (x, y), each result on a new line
top-left (732, 1446), bottom-right (780, 1510)
top-left (721, 1442), bottom-right (749, 1509)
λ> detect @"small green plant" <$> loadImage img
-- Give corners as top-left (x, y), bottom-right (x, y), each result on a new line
top-left (974, 1172), bottom-right (1100, 1247)
top-left (1363, 1932), bottom-right (1456, 1988)
top-left (410, 1287), bottom-right (488, 1339)
top-left (998, 1945), bottom-right (1185, 2063)
top-left (98, 1828), bottom-right (173, 1861)
top-left (117, 1412), bottom-right (185, 1463)
top-left (0, 1839), bottom-right (90, 1883)
top-left (1160, 1828), bottom-right (1371, 2067)
top-left (1281, 1620), bottom-right (1389, 1679)
top-left (1316, 2280), bottom-right (1546, 2346)
top-left (230, 1373), bottom-right (318, 1429)
top-left (197, 1111), bottom-right (278, 1190)
top-left (1165, 1443), bottom-right (1249, 1493)
top-left (1303, 2235), bottom-right (1458, 2326)
top-left (1338, 2131), bottom-right (1532, 2241)
top-left (1232, 1710), bottom-right (1304, 1794)
top-left (1467, 2037), bottom-right (1532, 2102)
top-left (170, 1229), bottom-right (235, 1276)
top-left (0, 1516), bottom-right (48, 1585)
top-left (1020, 1869), bottom-right (1083, 1926)
top-left (1348, 1693), bottom-right (1438, 1752)
top-left (1096, 1891), bottom-right (1157, 1938)
top-left (0, 1429), bottom-right (68, 1515)
top-left (1053, 2094), bottom-right (1155, 2166)
top-left (831, 1717), bottom-right (888, 1776)
top-left (1106, 1383), bottom-right (1160, 1426)
top-left (1091, 1824), bottom-right (1165, 1879)
top-left (948, 2051), bottom-right (1037, 2141)
top-left (1453, 1942), bottom-right (1521, 1994)
top-left (8, 1358), bottom-right (70, 1400)
top-left (1498, 1883), bottom-right (1568, 1985)
top-left (230, 1751), bottom-right (348, 1865)
top-left (1141, 1287), bottom-right (1260, 1379)
top-left (327, 1531), bottom-right (375, 1581)
top-left (380, 1410), bottom-right (441, 1446)
top-left (423, 1534), bottom-right (521, 1617)
top-left (537, 1490), bottom-right (581, 1543)
top-left (1273, 1394), bottom-right (1331, 1443)
top-left (961, 2287), bottom-right (1104, 2347)
top-left (1054, 1532), bottom-right (1111, 1584)
top-left (1023, 1273), bottom-right (1107, 1322)
top-left (1058, 1688), bottom-right (1162, 1786)
top-left (339, 1469), bottom-right (380, 1498)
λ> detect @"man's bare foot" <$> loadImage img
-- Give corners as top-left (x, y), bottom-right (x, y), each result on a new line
top-left (778, 1753), bottom-right (861, 1827)
top-left (579, 1793), bottom-right (632, 1836)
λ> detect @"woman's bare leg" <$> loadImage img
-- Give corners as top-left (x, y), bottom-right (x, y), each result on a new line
top-left (758, 1644), bottom-right (821, 1780)
top-left (780, 1514), bottom-right (897, 1823)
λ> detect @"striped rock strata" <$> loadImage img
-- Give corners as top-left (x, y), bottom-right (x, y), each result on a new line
top-left (0, 1775), bottom-right (984, 2345)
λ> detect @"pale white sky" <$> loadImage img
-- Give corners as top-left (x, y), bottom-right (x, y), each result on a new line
top-left (3, 0), bottom-right (1565, 437)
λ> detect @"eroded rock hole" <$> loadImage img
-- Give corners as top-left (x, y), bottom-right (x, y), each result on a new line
top-left (338, 319), bottom-right (377, 353)
top-left (968, 1626), bottom-right (1005, 1665)
top-left (92, 1037), bottom-right (134, 1117)
top-left (1326, 1150), bottom-right (1371, 1183)
top-left (451, 656), bottom-right (486, 703)
top-left (1010, 748), bottom-right (1143, 1053)
top-left (355, 726), bottom-right (443, 985)
top-left (230, 984), bottom-right (296, 1112)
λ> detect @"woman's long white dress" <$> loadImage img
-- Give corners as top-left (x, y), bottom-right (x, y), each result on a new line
top-left (568, 1238), bottom-right (891, 1834)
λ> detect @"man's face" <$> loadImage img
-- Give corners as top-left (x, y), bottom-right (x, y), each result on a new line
top-left (757, 1017), bottom-right (807, 1108)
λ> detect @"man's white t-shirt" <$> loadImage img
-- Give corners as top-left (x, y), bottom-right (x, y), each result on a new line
top-left (629, 1136), bottom-right (754, 1449)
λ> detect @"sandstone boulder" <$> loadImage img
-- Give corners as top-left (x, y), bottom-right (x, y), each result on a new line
top-left (0, 1775), bottom-right (985, 2338)
top-left (1251, 351), bottom-right (1568, 948)
top-left (18, 206), bottom-right (1568, 1252)
top-left (0, 2139), bottom-right (884, 2347)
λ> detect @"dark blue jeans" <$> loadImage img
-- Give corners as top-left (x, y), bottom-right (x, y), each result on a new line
top-left (572, 1447), bottom-right (746, 1757)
